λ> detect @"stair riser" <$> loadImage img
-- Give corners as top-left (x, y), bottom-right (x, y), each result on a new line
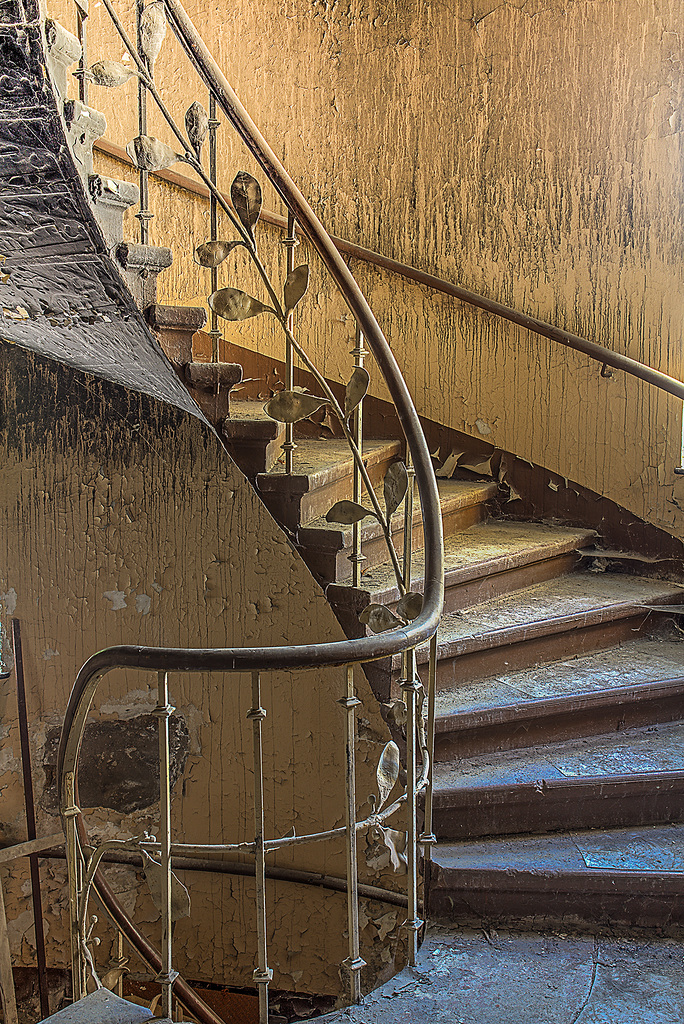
top-left (224, 431), bottom-right (285, 477)
top-left (257, 446), bottom-right (400, 531)
top-left (433, 773), bottom-right (684, 839)
top-left (435, 683), bottom-right (684, 760)
top-left (299, 500), bottom-right (487, 584)
top-left (418, 611), bottom-right (673, 696)
top-left (428, 872), bottom-right (684, 935)
top-left (440, 552), bottom-right (581, 617)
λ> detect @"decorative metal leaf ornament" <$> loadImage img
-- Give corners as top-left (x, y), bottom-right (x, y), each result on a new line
top-left (126, 135), bottom-right (184, 171)
top-left (283, 264), bottom-right (310, 312)
top-left (139, 0), bottom-right (167, 70)
top-left (85, 60), bottom-right (140, 87)
top-left (231, 171), bottom-right (262, 241)
top-left (383, 461), bottom-right (408, 518)
top-left (396, 591), bottom-right (423, 622)
top-left (263, 390), bottom-right (328, 423)
top-left (185, 101), bottom-right (209, 160)
top-left (344, 366), bottom-right (370, 421)
top-left (194, 240), bottom-right (243, 267)
top-left (376, 740), bottom-right (400, 810)
top-left (359, 603), bottom-right (404, 633)
top-left (142, 851), bottom-right (191, 921)
top-left (208, 287), bottom-right (273, 321)
top-left (326, 500), bottom-right (376, 525)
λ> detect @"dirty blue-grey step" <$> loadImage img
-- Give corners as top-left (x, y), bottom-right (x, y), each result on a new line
top-left (41, 988), bottom-right (155, 1024)
top-left (316, 926), bottom-right (684, 1023)
top-left (429, 825), bottom-right (684, 933)
top-left (434, 630), bottom-right (684, 759)
top-left (433, 719), bottom-right (684, 838)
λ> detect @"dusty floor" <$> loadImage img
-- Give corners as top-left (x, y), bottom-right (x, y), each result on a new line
top-left (318, 927), bottom-right (684, 1023)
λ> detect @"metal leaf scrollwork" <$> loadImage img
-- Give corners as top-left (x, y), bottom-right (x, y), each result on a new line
top-left (359, 603), bottom-right (404, 633)
top-left (185, 101), bottom-right (209, 160)
top-left (344, 366), bottom-right (370, 421)
top-left (194, 240), bottom-right (243, 267)
top-left (139, 0), bottom-right (167, 70)
top-left (384, 461), bottom-right (408, 518)
top-left (376, 740), bottom-right (400, 811)
top-left (126, 135), bottom-right (184, 171)
top-left (84, 60), bottom-right (140, 87)
top-left (396, 591), bottom-right (423, 622)
top-left (326, 500), bottom-right (377, 525)
top-left (208, 287), bottom-right (273, 321)
top-left (142, 851), bottom-right (191, 921)
top-left (231, 171), bottom-right (262, 243)
top-left (283, 264), bottom-right (310, 313)
top-left (263, 390), bottom-right (328, 423)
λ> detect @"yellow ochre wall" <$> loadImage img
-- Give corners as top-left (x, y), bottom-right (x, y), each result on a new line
top-left (52, 0), bottom-right (684, 540)
top-left (0, 344), bottom-right (400, 1000)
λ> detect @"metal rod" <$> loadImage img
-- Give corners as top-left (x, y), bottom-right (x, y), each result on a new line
top-left (338, 666), bottom-right (366, 1002)
top-left (402, 449), bottom-right (415, 591)
top-left (208, 92), bottom-right (221, 366)
top-left (349, 325), bottom-right (368, 587)
top-left (153, 671), bottom-right (176, 1020)
top-left (76, 5), bottom-right (88, 106)
top-left (247, 672), bottom-right (271, 1024)
top-left (136, 0), bottom-right (151, 244)
top-left (64, 771), bottom-right (84, 1001)
top-left (419, 632), bottom-right (438, 901)
top-left (11, 621), bottom-right (49, 1019)
top-left (281, 213), bottom-right (298, 473)
top-left (0, 875), bottom-right (18, 1024)
top-left (401, 652), bottom-right (423, 966)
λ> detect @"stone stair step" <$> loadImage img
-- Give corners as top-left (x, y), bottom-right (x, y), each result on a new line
top-left (432, 719), bottom-right (684, 838)
top-left (88, 174), bottom-right (140, 251)
top-left (329, 520), bottom-right (596, 640)
top-left (40, 988), bottom-right (155, 1024)
top-left (299, 478), bottom-right (497, 585)
top-left (222, 400), bottom-right (286, 476)
top-left (255, 438), bottom-right (401, 530)
top-left (429, 823), bottom-right (684, 933)
top-left (394, 572), bottom-right (684, 692)
top-left (435, 631), bottom-right (684, 758)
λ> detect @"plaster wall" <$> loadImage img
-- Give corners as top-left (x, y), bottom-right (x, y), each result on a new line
top-left (51, 0), bottom-right (684, 540)
top-left (0, 343), bottom-right (399, 999)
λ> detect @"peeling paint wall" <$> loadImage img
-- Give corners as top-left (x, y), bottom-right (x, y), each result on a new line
top-left (0, 342), bottom-right (401, 998)
top-left (50, 0), bottom-right (684, 540)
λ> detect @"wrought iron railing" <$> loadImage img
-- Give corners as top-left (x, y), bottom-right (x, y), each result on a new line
top-left (50, 0), bottom-right (445, 1020)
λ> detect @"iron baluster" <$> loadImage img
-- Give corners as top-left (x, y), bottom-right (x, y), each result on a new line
top-left (281, 213), bottom-right (299, 473)
top-left (135, 0), bottom-right (152, 244)
top-left (208, 92), bottom-right (221, 365)
top-left (153, 671), bottom-right (177, 1020)
top-left (400, 652), bottom-right (422, 965)
top-left (247, 672), bottom-right (271, 1024)
top-left (64, 770), bottom-right (85, 1001)
top-left (338, 665), bottom-right (366, 1002)
top-left (75, 0), bottom-right (88, 105)
top-left (349, 325), bottom-right (368, 587)
top-left (402, 448), bottom-right (415, 592)
top-left (419, 632), bottom-right (438, 863)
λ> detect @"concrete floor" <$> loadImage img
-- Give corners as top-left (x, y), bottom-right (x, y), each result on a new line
top-left (319, 927), bottom-right (684, 1023)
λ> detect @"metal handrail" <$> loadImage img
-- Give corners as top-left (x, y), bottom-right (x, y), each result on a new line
top-left (93, 135), bottom-right (684, 405)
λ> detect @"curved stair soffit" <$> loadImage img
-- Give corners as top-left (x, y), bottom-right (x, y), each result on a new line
top-left (0, 0), bottom-right (201, 419)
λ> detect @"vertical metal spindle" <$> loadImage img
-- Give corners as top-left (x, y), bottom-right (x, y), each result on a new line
top-left (153, 672), bottom-right (176, 1020)
top-left (136, 0), bottom-right (152, 244)
top-left (402, 448), bottom-right (415, 592)
top-left (247, 672), bottom-right (271, 1024)
top-left (114, 930), bottom-right (126, 997)
top-left (76, 0), bottom-right (88, 105)
top-left (419, 632), bottom-right (438, 864)
top-left (64, 771), bottom-right (85, 1001)
top-left (400, 655), bottom-right (423, 966)
top-left (338, 665), bottom-right (365, 1002)
top-left (281, 214), bottom-right (299, 473)
top-left (208, 92), bottom-right (221, 365)
top-left (349, 324), bottom-right (368, 586)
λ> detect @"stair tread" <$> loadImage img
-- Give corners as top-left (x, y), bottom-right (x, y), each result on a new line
top-left (300, 477), bottom-right (494, 550)
top-left (433, 719), bottom-right (684, 792)
top-left (415, 571), bottom-right (684, 664)
top-left (225, 399), bottom-right (273, 422)
top-left (40, 988), bottom-right (154, 1024)
top-left (337, 518), bottom-right (594, 598)
top-left (434, 632), bottom-right (684, 720)
top-left (432, 822), bottom-right (684, 875)
top-left (257, 438), bottom-right (401, 486)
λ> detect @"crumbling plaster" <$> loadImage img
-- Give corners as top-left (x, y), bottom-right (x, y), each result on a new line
top-left (0, 343), bottom-right (400, 998)
top-left (50, 0), bottom-right (684, 540)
